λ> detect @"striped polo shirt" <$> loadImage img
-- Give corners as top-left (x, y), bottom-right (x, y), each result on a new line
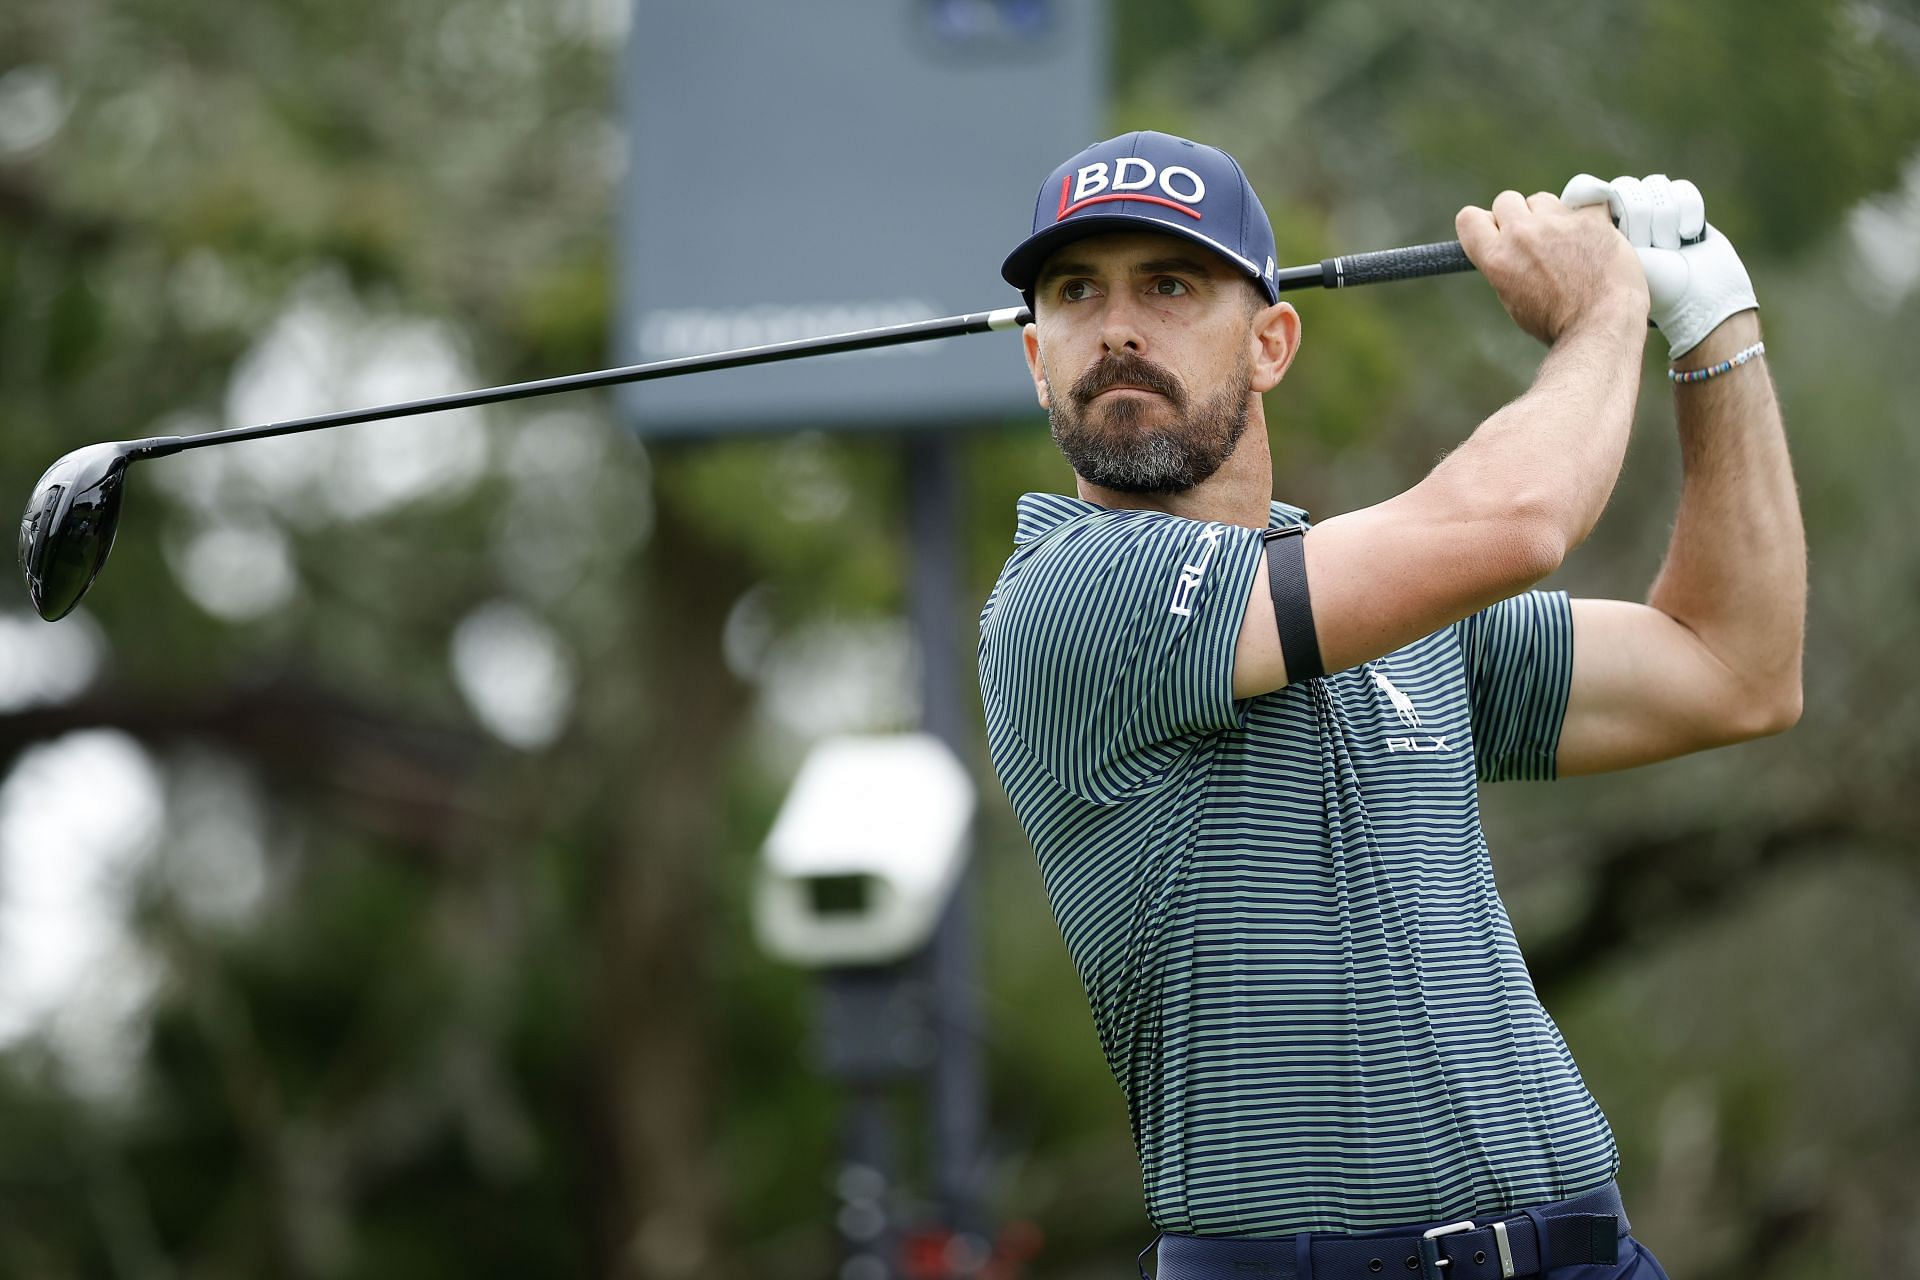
top-left (977, 492), bottom-right (1617, 1237)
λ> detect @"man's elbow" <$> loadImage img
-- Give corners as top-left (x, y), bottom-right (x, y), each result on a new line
top-left (1418, 473), bottom-right (1571, 595)
top-left (1501, 511), bottom-right (1572, 592)
top-left (1726, 674), bottom-right (1804, 742)
top-left (1757, 679), bottom-right (1804, 736)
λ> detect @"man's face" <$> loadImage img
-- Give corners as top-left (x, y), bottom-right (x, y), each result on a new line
top-left (1022, 230), bottom-right (1268, 495)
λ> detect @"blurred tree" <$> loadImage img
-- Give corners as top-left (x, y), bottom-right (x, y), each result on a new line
top-left (0, 0), bottom-right (1915, 1278)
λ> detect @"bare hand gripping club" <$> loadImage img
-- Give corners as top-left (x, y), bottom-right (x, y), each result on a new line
top-left (17, 239), bottom-right (1477, 621)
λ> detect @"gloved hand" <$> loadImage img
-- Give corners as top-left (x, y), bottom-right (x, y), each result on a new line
top-left (1560, 173), bottom-right (1757, 359)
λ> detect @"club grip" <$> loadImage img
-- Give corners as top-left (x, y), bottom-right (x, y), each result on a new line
top-left (1322, 240), bottom-right (1474, 289)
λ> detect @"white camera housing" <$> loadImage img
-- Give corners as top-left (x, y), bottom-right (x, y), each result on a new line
top-left (755, 733), bottom-right (977, 968)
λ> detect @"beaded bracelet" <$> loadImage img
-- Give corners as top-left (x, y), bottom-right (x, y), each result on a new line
top-left (1668, 340), bottom-right (1766, 385)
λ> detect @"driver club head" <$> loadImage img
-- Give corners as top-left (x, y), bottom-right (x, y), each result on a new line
top-left (18, 442), bottom-right (136, 621)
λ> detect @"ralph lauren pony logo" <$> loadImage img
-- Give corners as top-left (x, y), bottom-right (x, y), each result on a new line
top-left (1372, 670), bottom-right (1420, 726)
top-left (1374, 669), bottom-right (1456, 756)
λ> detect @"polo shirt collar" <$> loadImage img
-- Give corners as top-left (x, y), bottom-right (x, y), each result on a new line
top-left (1013, 492), bottom-right (1310, 546)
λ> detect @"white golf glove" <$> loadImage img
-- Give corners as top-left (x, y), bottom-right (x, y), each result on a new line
top-left (1560, 172), bottom-right (1757, 359)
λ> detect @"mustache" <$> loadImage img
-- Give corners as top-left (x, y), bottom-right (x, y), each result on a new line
top-left (1070, 353), bottom-right (1186, 410)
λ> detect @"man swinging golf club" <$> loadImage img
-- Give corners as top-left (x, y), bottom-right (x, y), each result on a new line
top-left (978, 131), bottom-right (1805, 1279)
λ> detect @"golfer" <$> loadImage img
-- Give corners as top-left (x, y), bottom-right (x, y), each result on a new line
top-left (977, 131), bottom-right (1804, 1280)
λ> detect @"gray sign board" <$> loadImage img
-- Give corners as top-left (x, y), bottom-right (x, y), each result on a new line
top-left (616, 0), bottom-right (1105, 437)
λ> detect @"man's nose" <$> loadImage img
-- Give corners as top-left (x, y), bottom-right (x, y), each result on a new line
top-left (1099, 298), bottom-right (1147, 356)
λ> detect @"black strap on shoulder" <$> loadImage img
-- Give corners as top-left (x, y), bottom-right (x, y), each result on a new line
top-left (1262, 525), bottom-right (1323, 682)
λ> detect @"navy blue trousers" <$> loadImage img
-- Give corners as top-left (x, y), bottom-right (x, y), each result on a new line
top-left (1547, 1236), bottom-right (1670, 1280)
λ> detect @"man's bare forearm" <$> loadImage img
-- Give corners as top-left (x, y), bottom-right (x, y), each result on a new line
top-left (1425, 301), bottom-right (1647, 564)
top-left (1647, 311), bottom-right (1806, 719)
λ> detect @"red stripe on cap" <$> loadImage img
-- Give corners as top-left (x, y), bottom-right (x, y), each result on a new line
top-left (1058, 192), bottom-right (1203, 221)
top-left (1058, 176), bottom-right (1071, 220)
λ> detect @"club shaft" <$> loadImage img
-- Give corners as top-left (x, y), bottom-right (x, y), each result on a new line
top-left (127, 240), bottom-right (1476, 461)
top-left (130, 307), bottom-right (1029, 460)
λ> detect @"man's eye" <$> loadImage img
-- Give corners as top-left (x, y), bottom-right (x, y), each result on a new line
top-left (1061, 280), bottom-right (1095, 302)
top-left (1151, 277), bottom-right (1189, 296)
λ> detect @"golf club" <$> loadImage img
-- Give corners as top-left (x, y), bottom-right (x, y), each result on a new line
top-left (18, 239), bottom-right (1474, 621)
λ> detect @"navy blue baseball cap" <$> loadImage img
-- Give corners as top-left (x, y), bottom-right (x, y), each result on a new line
top-left (1001, 130), bottom-right (1280, 306)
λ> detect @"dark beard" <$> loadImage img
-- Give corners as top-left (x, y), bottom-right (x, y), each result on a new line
top-left (1047, 351), bottom-right (1250, 495)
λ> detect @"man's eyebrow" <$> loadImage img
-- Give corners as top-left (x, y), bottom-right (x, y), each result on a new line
top-left (1034, 259), bottom-right (1096, 288)
top-left (1034, 255), bottom-right (1220, 287)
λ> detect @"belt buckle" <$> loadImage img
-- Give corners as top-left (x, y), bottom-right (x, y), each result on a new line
top-left (1417, 1221), bottom-right (1475, 1279)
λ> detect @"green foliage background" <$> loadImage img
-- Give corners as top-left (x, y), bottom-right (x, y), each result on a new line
top-left (1, 1), bottom-right (1917, 1276)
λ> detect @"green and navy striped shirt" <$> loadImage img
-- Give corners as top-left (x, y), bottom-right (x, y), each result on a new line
top-left (977, 493), bottom-right (1616, 1236)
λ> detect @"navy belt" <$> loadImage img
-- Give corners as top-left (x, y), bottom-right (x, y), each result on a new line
top-left (1143, 1182), bottom-right (1628, 1280)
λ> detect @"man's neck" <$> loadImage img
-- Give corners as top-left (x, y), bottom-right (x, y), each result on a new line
top-left (1074, 400), bottom-right (1275, 529)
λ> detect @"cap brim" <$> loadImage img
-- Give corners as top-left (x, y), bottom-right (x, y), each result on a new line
top-left (1001, 212), bottom-right (1271, 301)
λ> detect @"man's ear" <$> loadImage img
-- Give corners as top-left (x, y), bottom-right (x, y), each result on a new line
top-left (1022, 323), bottom-right (1051, 410)
top-left (1249, 300), bottom-right (1301, 394)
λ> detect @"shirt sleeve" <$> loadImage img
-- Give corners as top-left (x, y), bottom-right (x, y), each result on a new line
top-left (1452, 589), bottom-right (1575, 783)
top-left (979, 510), bottom-right (1266, 805)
